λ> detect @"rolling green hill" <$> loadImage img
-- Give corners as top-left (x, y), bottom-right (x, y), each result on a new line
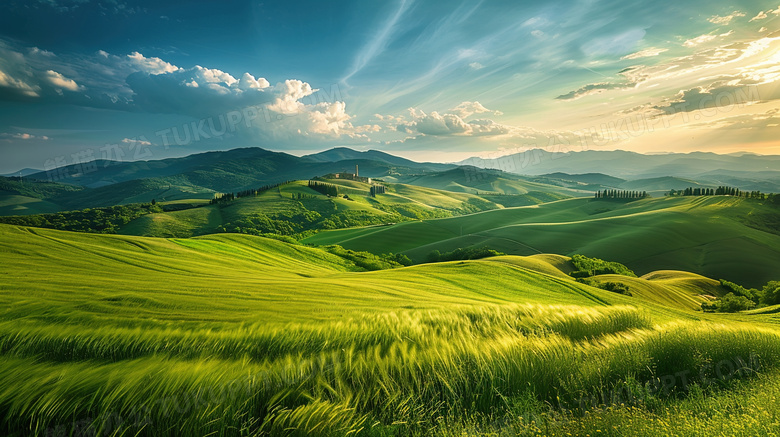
top-left (0, 194), bottom-right (62, 216)
top-left (3, 223), bottom-right (780, 436)
top-left (303, 196), bottom-right (780, 288)
top-left (115, 179), bottom-right (574, 239)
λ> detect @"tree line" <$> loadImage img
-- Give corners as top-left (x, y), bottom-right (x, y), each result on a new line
top-left (594, 190), bottom-right (648, 199)
top-left (308, 180), bottom-right (339, 197)
top-left (210, 181), bottom-right (291, 205)
top-left (667, 186), bottom-right (773, 198)
top-left (370, 185), bottom-right (386, 197)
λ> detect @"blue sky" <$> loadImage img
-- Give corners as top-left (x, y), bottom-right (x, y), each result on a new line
top-left (1, 0), bottom-right (779, 173)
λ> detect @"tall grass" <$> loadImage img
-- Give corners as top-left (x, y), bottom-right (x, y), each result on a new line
top-left (2, 304), bottom-right (780, 436)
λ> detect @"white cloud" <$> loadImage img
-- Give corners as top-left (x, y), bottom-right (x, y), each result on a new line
top-left (43, 70), bottom-right (80, 91)
top-left (238, 72), bottom-right (270, 90)
top-left (751, 7), bottom-right (780, 21)
top-left (621, 47), bottom-right (668, 60)
top-left (397, 107), bottom-right (512, 137)
top-left (28, 47), bottom-right (55, 57)
top-left (684, 31), bottom-right (733, 47)
top-left (127, 52), bottom-right (179, 74)
top-left (449, 101), bottom-right (501, 118)
top-left (750, 11), bottom-right (768, 21)
top-left (126, 66), bottom-right (277, 115)
top-left (121, 137), bottom-right (152, 146)
top-left (1, 132), bottom-right (49, 140)
top-left (468, 62), bottom-right (484, 70)
top-left (707, 11), bottom-right (745, 25)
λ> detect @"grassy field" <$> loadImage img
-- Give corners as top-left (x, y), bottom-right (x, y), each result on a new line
top-left (2, 223), bottom-right (780, 436)
top-left (303, 196), bottom-right (780, 288)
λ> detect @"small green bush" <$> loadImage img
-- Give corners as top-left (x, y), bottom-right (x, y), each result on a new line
top-left (569, 254), bottom-right (637, 278)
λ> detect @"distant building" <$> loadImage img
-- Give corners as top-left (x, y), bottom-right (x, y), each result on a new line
top-left (323, 172), bottom-right (371, 184)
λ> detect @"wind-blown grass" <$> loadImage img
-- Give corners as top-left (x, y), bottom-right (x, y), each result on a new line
top-left (1, 304), bottom-right (780, 436)
top-left (2, 224), bottom-right (780, 435)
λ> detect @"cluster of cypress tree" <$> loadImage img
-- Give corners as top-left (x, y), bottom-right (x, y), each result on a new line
top-left (210, 181), bottom-right (291, 204)
top-left (595, 190), bottom-right (648, 199)
top-left (370, 185), bottom-right (386, 197)
top-left (308, 180), bottom-right (338, 197)
top-left (667, 186), bottom-right (770, 198)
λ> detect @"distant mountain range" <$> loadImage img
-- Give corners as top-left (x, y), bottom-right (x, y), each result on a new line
top-left (458, 149), bottom-right (780, 179)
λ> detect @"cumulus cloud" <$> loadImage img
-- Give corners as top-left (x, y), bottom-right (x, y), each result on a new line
top-left (707, 11), bottom-right (745, 25)
top-left (621, 47), bottom-right (668, 60)
top-left (126, 66), bottom-right (275, 115)
top-left (126, 52), bottom-right (179, 74)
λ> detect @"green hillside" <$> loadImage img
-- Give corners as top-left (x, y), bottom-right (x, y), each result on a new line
top-left (303, 196), bottom-right (780, 288)
top-left (0, 194), bottom-right (62, 216)
top-left (116, 179), bottom-right (572, 239)
top-left (3, 224), bottom-right (780, 436)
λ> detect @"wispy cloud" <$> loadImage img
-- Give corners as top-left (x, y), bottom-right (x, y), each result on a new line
top-left (1, 132), bottom-right (50, 140)
top-left (341, 0), bottom-right (414, 84)
top-left (683, 30), bottom-right (733, 47)
top-left (707, 11), bottom-right (745, 25)
top-left (621, 47), bottom-right (669, 60)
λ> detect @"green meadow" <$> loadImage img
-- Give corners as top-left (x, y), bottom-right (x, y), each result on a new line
top-left (304, 195), bottom-right (780, 288)
top-left (2, 222), bottom-right (780, 436)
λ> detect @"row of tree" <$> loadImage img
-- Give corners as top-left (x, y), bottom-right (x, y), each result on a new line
top-left (594, 190), bottom-right (648, 199)
top-left (308, 180), bottom-right (339, 197)
top-left (669, 186), bottom-right (743, 197)
top-left (668, 186), bottom-right (775, 198)
top-left (210, 181), bottom-right (291, 204)
top-left (370, 185), bottom-right (386, 197)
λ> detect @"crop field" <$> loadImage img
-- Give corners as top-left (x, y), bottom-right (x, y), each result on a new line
top-left (2, 223), bottom-right (780, 436)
